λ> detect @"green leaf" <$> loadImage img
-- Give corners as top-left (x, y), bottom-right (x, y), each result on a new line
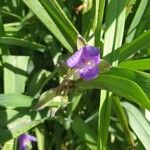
top-left (2, 140), bottom-right (14, 150)
top-left (113, 96), bottom-right (134, 147)
top-left (113, 0), bottom-right (126, 50)
top-left (119, 58), bottom-right (150, 70)
top-left (1, 10), bottom-right (22, 21)
top-left (82, 0), bottom-right (94, 38)
top-left (119, 30), bottom-right (150, 61)
top-left (4, 22), bottom-right (21, 33)
top-left (72, 117), bottom-right (97, 150)
top-left (3, 56), bottom-right (29, 94)
top-left (23, 0), bottom-right (78, 53)
top-left (105, 30), bottom-right (150, 62)
top-left (126, 0), bottom-right (137, 17)
top-left (77, 74), bottom-right (150, 110)
top-left (125, 0), bottom-right (148, 43)
top-left (0, 94), bottom-right (34, 108)
top-left (41, 0), bottom-right (79, 42)
top-left (69, 90), bottom-right (82, 114)
top-left (94, 0), bottom-right (105, 47)
top-left (27, 69), bottom-right (51, 97)
top-left (135, 0), bottom-right (150, 37)
top-left (97, 91), bottom-right (112, 150)
top-left (0, 37), bottom-right (46, 52)
top-left (34, 89), bottom-right (56, 111)
top-left (99, 59), bottom-right (112, 73)
top-left (34, 89), bottom-right (68, 111)
top-left (0, 13), bottom-right (9, 55)
top-left (105, 67), bottom-right (150, 98)
top-left (103, 0), bottom-right (117, 56)
top-left (122, 102), bottom-right (150, 150)
top-left (0, 108), bottom-right (49, 143)
top-left (35, 125), bottom-right (46, 150)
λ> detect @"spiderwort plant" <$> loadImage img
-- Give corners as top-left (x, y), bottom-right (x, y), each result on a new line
top-left (18, 134), bottom-right (37, 150)
top-left (66, 45), bottom-right (100, 80)
top-left (35, 37), bottom-right (101, 111)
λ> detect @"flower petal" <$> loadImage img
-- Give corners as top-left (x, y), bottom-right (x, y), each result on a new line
top-left (84, 45), bottom-right (100, 56)
top-left (79, 65), bottom-right (99, 80)
top-left (18, 134), bottom-right (36, 150)
top-left (83, 46), bottom-right (100, 64)
top-left (26, 134), bottom-right (37, 142)
top-left (66, 48), bottom-right (84, 68)
top-left (20, 143), bottom-right (26, 150)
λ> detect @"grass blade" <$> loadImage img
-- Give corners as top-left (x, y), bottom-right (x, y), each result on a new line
top-left (23, 0), bottom-right (78, 53)
top-left (0, 37), bottom-right (46, 52)
top-left (97, 91), bottom-right (112, 150)
top-left (125, 0), bottom-right (148, 43)
top-left (122, 102), bottom-right (150, 149)
top-left (94, 0), bottom-right (105, 47)
top-left (113, 96), bottom-right (134, 147)
top-left (105, 30), bottom-right (150, 62)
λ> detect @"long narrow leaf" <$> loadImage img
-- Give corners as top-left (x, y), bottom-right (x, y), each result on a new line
top-left (23, 0), bottom-right (78, 53)
top-left (105, 30), bottom-right (150, 62)
top-left (0, 37), bottom-right (45, 52)
top-left (77, 74), bottom-right (150, 110)
top-left (94, 0), bottom-right (105, 47)
top-left (125, 0), bottom-right (148, 43)
top-left (122, 102), bottom-right (150, 150)
top-left (119, 58), bottom-right (150, 70)
top-left (98, 92), bottom-right (112, 150)
top-left (106, 67), bottom-right (150, 98)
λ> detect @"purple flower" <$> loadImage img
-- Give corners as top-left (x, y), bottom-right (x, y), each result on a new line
top-left (18, 134), bottom-right (37, 150)
top-left (66, 45), bottom-right (100, 80)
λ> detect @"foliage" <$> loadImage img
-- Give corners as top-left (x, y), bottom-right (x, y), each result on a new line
top-left (0, 0), bottom-right (150, 149)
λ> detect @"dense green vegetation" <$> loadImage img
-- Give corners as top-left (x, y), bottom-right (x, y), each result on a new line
top-left (0, 0), bottom-right (150, 150)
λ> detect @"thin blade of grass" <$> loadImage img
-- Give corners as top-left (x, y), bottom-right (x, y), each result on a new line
top-left (113, 96), bottom-right (134, 148)
top-left (125, 0), bottom-right (148, 43)
top-left (94, 0), bottom-right (105, 48)
top-left (105, 30), bottom-right (150, 62)
top-left (22, 0), bottom-right (75, 53)
top-left (0, 37), bottom-right (46, 52)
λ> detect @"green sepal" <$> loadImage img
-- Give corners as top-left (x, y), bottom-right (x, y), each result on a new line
top-left (99, 59), bottom-right (112, 73)
top-left (77, 35), bottom-right (87, 50)
top-left (34, 89), bottom-right (69, 111)
top-left (34, 89), bottom-right (56, 111)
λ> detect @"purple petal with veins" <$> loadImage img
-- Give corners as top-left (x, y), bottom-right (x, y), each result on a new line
top-left (79, 65), bottom-right (99, 80)
top-left (66, 48), bottom-right (84, 68)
